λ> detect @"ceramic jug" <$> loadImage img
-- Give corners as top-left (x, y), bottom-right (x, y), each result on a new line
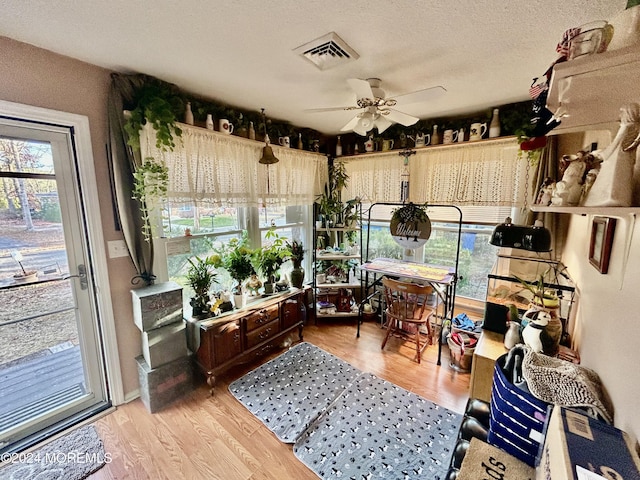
top-left (365, 135), bottom-right (374, 152)
top-left (411, 132), bottom-right (430, 148)
top-left (469, 122), bottom-right (487, 141)
top-left (443, 129), bottom-right (458, 144)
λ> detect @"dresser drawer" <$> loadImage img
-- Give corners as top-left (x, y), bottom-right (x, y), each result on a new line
top-left (245, 318), bottom-right (279, 349)
top-left (244, 305), bottom-right (279, 332)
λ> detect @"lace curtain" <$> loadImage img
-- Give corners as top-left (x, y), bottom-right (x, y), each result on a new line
top-left (343, 138), bottom-right (526, 206)
top-left (141, 123), bottom-right (328, 207)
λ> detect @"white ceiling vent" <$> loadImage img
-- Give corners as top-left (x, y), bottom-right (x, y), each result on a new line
top-left (294, 32), bottom-right (359, 71)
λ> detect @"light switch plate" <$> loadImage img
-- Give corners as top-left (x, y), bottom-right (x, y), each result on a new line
top-left (107, 239), bottom-right (129, 258)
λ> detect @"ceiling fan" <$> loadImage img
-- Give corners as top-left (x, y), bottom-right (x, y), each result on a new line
top-left (308, 78), bottom-right (446, 136)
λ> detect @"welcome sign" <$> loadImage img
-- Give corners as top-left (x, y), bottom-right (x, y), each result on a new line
top-left (389, 203), bottom-right (431, 248)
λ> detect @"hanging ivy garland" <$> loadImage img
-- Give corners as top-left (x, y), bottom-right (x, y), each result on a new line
top-left (132, 157), bottom-right (169, 242)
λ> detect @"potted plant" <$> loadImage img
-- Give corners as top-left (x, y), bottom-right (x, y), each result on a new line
top-left (287, 239), bottom-right (305, 289)
top-left (11, 250), bottom-right (37, 283)
top-left (342, 197), bottom-right (361, 228)
top-left (211, 232), bottom-right (255, 308)
top-left (253, 228), bottom-right (291, 294)
top-left (185, 255), bottom-right (217, 318)
top-left (316, 191), bottom-right (342, 227)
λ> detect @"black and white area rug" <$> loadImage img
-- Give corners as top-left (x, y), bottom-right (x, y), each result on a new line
top-left (229, 342), bottom-right (362, 443)
top-left (229, 342), bottom-right (462, 480)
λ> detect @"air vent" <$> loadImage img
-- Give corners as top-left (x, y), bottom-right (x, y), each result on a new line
top-left (294, 32), bottom-right (359, 70)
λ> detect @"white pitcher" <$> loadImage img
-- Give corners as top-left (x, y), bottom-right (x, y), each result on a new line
top-left (469, 122), bottom-right (487, 141)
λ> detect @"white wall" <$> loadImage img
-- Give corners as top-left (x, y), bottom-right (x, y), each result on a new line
top-left (562, 213), bottom-right (640, 441)
top-left (558, 134), bottom-right (640, 442)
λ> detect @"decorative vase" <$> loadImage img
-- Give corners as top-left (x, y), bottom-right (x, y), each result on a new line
top-left (248, 121), bottom-right (256, 140)
top-left (233, 293), bottom-right (246, 309)
top-left (205, 114), bottom-right (214, 130)
top-left (504, 321), bottom-right (521, 349)
top-left (431, 124), bottom-right (440, 145)
top-left (184, 102), bottom-right (194, 125)
top-left (489, 108), bottom-right (501, 138)
top-left (290, 265), bottom-right (305, 288)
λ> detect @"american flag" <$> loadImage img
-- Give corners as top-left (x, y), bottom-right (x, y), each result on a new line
top-left (556, 27), bottom-right (581, 57)
top-left (529, 78), bottom-right (547, 99)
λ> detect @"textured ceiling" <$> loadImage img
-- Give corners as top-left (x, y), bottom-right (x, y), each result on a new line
top-left (0, 0), bottom-right (627, 134)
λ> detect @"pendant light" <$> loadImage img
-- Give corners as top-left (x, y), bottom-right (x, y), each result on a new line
top-left (489, 217), bottom-right (552, 252)
top-left (259, 108), bottom-right (279, 164)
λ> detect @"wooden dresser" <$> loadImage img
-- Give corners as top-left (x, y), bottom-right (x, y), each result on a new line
top-left (190, 288), bottom-right (308, 393)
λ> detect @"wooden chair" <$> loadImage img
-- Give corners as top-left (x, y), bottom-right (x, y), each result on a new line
top-left (380, 277), bottom-right (436, 363)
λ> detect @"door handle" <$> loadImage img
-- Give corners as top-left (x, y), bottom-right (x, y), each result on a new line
top-left (64, 264), bottom-right (88, 290)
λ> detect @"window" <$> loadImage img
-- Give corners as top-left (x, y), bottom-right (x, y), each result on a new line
top-left (161, 202), bottom-right (312, 302)
top-left (362, 204), bottom-right (503, 302)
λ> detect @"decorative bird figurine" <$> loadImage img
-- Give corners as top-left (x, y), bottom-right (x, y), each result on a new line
top-left (522, 309), bottom-right (553, 354)
top-left (504, 304), bottom-right (521, 350)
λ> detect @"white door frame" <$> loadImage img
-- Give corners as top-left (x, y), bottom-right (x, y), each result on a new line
top-left (0, 99), bottom-right (124, 404)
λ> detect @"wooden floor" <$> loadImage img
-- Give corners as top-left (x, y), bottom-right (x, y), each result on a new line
top-left (89, 319), bottom-right (471, 480)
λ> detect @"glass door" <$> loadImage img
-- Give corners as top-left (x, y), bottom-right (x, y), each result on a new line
top-left (0, 120), bottom-right (109, 453)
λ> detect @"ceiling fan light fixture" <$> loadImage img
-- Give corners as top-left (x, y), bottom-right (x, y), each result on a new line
top-left (357, 111), bottom-right (375, 132)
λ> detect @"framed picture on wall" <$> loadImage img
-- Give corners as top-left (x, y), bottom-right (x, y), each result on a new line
top-left (589, 216), bottom-right (616, 274)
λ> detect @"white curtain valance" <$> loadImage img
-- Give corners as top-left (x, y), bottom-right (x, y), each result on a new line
top-left (140, 122), bottom-right (328, 207)
top-left (342, 137), bottom-right (526, 206)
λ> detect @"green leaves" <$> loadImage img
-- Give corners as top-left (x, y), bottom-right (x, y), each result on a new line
top-left (132, 157), bottom-right (169, 242)
top-left (123, 82), bottom-right (183, 151)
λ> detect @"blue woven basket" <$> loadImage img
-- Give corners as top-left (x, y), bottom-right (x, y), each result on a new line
top-left (487, 354), bottom-right (551, 466)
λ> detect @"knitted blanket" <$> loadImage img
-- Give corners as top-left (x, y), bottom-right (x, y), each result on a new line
top-left (520, 346), bottom-right (613, 424)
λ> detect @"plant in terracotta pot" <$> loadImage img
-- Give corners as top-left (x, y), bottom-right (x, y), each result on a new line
top-left (287, 239), bottom-right (305, 289)
top-left (185, 255), bottom-right (217, 318)
top-left (11, 250), bottom-right (37, 283)
top-left (253, 228), bottom-right (291, 294)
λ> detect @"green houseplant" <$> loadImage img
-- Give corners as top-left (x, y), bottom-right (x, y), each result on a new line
top-left (185, 255), bottom-right (217, 317)
top-left (211, 232), bottom-right (255, 298)
top-left (287, 239), bottom-right (305, 288)
top-left (253, 228), bottom-right (291, 294)
top-left (131, 157), bottom-right (169, 242)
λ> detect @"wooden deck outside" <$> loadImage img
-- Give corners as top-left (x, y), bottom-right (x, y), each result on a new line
top-left (0, 343), bottom-right (85, 433)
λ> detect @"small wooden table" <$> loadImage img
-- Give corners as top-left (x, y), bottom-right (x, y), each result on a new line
top-left (469, 330), bottom-right (506, 403)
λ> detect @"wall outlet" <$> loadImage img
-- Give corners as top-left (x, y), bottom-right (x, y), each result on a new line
top-left (107, 239), bottom-right (129, 258)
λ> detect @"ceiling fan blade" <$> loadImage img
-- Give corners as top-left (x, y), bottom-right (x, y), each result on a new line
top-left (384, 109), bottom-right (419, 127)
top-left (391, 85), bottom-right (447, 105)
top-left (374, 115), bottom-right (393, 134)
top-left (340, 115), bottom-right (361, 132)
top-left (305, 106), bottom-right (360, 113)
top-left (347, 78), bottom-right (374, 100)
